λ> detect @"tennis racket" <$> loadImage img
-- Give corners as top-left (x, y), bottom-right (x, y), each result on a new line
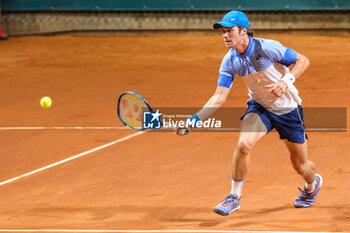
top-left (117, 91), bottom-right (188, 135)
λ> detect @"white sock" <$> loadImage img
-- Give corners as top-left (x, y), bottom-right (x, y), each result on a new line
top-left (230, 178), bottom-right (244, 197)
top-left (305, 176), bottom-right (316, 192)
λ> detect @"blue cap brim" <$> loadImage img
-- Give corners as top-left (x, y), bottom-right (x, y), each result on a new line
top-left (213, 21), bottom-right (237, 29)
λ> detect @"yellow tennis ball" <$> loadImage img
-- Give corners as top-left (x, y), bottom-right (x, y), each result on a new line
top-left (40, 96), bottom-right (52, 108)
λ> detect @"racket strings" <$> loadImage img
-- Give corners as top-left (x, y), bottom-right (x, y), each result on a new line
top-left (119, 94), bottom-right (148, 129)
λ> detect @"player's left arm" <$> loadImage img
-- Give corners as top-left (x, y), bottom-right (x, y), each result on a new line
top-left (267, 53), bottom-right (310, 97)
top-left (288, 53), bottom-right (310, 79)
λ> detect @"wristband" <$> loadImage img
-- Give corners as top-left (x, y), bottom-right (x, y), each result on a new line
top-left (281, 73), bottom-right (295, 87)
top-left (187, 114), bottom-right (201, 128)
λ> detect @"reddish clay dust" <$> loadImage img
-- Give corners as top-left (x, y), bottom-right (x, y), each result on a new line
top-left (0, 32), bottom-right (349, 232)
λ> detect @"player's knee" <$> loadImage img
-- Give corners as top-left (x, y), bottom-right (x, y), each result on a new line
top-left (294, 162), bottom-right (311, 176)
top-left (237, 140), bottom-right (252, 155)
top-left (294, 165), bottom-right (305, 176)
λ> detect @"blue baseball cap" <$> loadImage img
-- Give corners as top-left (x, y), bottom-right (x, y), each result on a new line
top-left (213, 11), bottom-right (249, 29)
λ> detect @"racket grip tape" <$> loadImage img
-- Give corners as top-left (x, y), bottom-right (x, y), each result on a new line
top-left (183, 129), bottom-right (188, 135)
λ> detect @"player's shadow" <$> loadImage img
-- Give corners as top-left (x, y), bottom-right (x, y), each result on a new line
top-left (247, 204), bottom-right (291, 215)
top-left (114, 205), bottom-right (224, 227)
top-left (217, 204), bottom-right (293, 228)
top-left (118, 204), bottom-right (293, 227)
top-left (26, 204), bottom-right (292, 228)
top-left (142, 205), bottom-right (224, 227)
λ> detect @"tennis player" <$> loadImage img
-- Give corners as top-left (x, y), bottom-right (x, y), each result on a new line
top-left (176, 11), bottom-right (322, 216)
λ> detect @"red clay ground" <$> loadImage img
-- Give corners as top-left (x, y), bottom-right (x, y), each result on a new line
top-left (0, 32), bottom-right (349, 232)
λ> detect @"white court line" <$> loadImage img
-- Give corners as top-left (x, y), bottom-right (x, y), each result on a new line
top-left (0, 230), bottom-right (345, 233)
top-left (0, 131), bottom-right (144, 187)
top-left (306, 128), bottom-right (347, 131)
top-left (0, 127), bottom-right (346, 131)
top-left (0, 126), bottom-right (127, 130)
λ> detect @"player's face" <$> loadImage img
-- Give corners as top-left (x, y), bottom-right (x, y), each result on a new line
top-left (220, 26), bottom-right (245, 48)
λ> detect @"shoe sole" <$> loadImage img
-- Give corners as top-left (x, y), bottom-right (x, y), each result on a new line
top-left (213, 205), bottom-right (241, 216)
top-left (295, 174), bottom-right (323, 208)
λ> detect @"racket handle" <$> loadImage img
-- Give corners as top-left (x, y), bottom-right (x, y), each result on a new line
top-left (163, 121), bottom-right (188, 135)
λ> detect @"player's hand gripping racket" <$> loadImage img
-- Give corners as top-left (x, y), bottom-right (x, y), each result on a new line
top-left (117, 91), bottom-right (188, 135)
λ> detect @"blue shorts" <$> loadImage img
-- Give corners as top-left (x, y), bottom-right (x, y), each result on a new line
top-left (241, 100), bottom-right (307, 143)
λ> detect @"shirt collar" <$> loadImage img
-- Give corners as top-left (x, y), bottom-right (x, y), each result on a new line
top-left (232, 36), bottom-right (254, 57)
top-left (243, 36), bottom-right (254, 56)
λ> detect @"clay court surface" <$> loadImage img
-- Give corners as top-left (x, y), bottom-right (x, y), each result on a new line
top-left (0, 32), bottom-right (349, 232)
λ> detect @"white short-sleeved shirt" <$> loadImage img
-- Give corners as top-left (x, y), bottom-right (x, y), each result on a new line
top-left (218, 37), bottom-right (301, 115)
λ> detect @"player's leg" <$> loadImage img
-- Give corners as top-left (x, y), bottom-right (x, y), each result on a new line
top-left (284, 140), bottom-right (315, 183)
top-left (274, 104), bottom-right (323, 208)
top-left (232, 112), bottom-right (267, 182)
top-left (213, 113), bottom-right (267, 216)
top-left (284, 140), bottom-right (322, 208)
